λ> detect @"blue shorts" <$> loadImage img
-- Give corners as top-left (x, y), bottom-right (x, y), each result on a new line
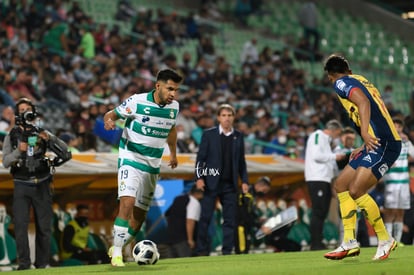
top-left (349, 140), bottom-right (401, 180)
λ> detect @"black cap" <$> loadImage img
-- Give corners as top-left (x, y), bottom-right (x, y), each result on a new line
top-left (257, 176), bottom-right (271, 186)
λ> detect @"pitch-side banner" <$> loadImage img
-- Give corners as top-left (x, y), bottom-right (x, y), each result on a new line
top-left (146, 179), bottom-right (184, 243)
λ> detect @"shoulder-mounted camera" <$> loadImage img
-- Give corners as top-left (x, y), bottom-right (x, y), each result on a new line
top-left (15, 111), bottom-right (38, 127)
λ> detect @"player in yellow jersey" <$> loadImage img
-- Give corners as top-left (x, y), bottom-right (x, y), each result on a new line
top-left (323, 54), bottom-right (401, 261)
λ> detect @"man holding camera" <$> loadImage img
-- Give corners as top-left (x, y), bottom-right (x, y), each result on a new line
top-left (2, 97), bottom-right (71, 270)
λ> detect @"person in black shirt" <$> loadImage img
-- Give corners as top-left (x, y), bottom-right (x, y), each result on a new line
top-left (235, 176), bottom-right (271, 254)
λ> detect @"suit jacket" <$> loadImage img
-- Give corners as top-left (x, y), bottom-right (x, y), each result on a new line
top-left (195, 126), bottom-right (248, 191)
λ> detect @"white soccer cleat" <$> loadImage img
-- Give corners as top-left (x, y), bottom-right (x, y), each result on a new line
top-left (324, 239), bottom-right (360, 260)
top-left (372, 237), bottom-right (397, 260)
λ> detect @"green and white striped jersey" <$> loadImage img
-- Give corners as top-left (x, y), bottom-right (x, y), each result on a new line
top-left (383, 139), bottom-right (414, 185)
top-left (114, 91), bottom-right (179, 174)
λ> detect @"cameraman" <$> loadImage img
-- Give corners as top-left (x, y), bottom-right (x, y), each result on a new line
top-left (2, 97), bottom-right (72, 270)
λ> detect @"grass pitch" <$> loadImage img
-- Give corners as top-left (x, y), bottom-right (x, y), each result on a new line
top-left (3, 245), bottom-right (413, 275)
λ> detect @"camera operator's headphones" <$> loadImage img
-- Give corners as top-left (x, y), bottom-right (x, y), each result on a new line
top-left (15, 97), bottom-right (37, 117)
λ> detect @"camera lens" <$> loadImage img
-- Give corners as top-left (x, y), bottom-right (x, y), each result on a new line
top-left (23, 111), bottom-right (36, 121)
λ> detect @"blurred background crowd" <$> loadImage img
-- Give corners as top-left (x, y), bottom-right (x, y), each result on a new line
top-left (1, 0), bottom-right (414, 264)
top-left (1, 0), bottom-right (413, 157)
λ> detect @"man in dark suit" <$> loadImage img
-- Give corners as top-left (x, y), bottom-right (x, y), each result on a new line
top-left (195, 103), bottom-right (249, 256)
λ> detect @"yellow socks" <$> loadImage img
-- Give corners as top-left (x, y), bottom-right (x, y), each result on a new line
top-left (355, 194), bottom-right (389, 241)
top-left (338, 191), bottom-right (357, 242)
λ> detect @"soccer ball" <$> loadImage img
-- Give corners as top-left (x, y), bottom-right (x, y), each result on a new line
top-left (132, 240), bottom-right (160, 265)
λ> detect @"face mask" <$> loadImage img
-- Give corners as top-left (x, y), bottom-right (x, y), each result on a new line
top-left (35, 119), bottom-right (44, 128)
top-left (280, 101), bottom-right (288, 109)
top-left (110, 95), bottom-right (119, 104)
top-left (278, 135), bottom-right (287, 144)
top-left (76, 216), bottom-right (89, 226)
top-left (177, 131), bottom-right (185, 140)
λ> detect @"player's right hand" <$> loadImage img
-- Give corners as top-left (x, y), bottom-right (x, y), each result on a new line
top-left (362, 133), bottom-right (380, 152)
top-left (104, 118), bottom-right (116, 130)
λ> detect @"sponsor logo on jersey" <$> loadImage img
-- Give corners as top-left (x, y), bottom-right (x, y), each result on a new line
top-left (143, 107), bottom-right (150, 114)
top-left (336, 80), bottom-right (346, 90)
top-left (142, 126), bottom-right (148, 135)
top-left (142, 116), bottom-right (150, 123)
top-left (126, 107), bottom-right (132, 114)
top-left (362, 154), bottom-right (372, 163)
top-left (141, 126), bottom-right (169, 137)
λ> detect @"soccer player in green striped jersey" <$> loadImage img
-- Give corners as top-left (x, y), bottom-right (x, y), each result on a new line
top-left (383, 118), bottom-right (414, 246)
top-left (103, 69), bottom-right (183, 267)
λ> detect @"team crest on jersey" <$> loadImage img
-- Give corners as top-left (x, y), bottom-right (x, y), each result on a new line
top-left (169, 109), bottom-right (175, 119)
top-left (378, 163), bottom-right (389, 176)
top-left (119, 181), bottom-right (126, 191)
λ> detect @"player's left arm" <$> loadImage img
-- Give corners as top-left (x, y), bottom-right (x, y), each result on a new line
top-left (349, 88), bottom-right (379, 152)
top-left (166, 125), bottom-right (178, 169)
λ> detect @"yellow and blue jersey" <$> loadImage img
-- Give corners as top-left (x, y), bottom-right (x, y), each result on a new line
top-left (333, 74), bottom-right (401, 142)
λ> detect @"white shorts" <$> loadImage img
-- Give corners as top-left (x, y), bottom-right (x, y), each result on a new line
top-left (384, 184), bottom-right (410, 209)
top-left (118, 165), bottom-right (159, 211)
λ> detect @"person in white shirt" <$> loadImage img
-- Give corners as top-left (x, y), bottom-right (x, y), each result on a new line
top-left (305, 119), bottom-right (346, 250)
top-left (240, 38), bottom-right (258, 64)
top-left (166, 184), bottom-right (204, 258)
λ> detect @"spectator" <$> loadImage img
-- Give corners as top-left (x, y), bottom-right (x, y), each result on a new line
top-left (77, 24), bottom-right (95, 59)
top-left (115, 0), bottom-right (136, 21)
top-left (263, 127), bottom-right (288, 155)
top-left (59, 132), bottom-right (80, 153)
top-left (333, 126), bottom-right (357, 171)
top-left (60, 204), bottom-right (109, 265)
top-left (165, 184), bottom-right (204, 258)
top-left (240, 38), bottom-right (259, 65)
top-left (0, 105), bottom-right (15, 134)
top-left (41, 16), bottom-right (69, 53)
top-left (6, 68), bottom-right (41, 103)
top-left (297, 1), bottom-right (320, 52)
top-left (234, 0), bottom-right (252, 26)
